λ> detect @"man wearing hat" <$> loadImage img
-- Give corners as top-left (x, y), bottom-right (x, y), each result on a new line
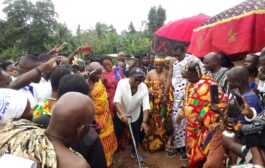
top-left (114, 67), bottom-right (150, 161)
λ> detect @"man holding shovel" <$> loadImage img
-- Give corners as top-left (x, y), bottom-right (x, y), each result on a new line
top-left (114, 67), bottom-right (150, 162)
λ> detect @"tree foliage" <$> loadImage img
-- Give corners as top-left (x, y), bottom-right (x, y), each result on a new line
top-left (128, 21), bottom-right (136, 34)
top-left (0, 1), bottom-right (165, 61)
top-left (1, 0), bottom-right (57, 56)
top-left (147, 5), bottom-right (166, 34)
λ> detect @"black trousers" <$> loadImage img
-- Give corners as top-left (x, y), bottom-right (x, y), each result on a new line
top-left (113, 115), bottom-right (141, 151)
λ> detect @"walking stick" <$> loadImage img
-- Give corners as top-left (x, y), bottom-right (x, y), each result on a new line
top-left (127, 115), bottom-right (142, 168)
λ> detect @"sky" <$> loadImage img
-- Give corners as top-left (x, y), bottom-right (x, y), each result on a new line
top-left (0, 0), bottom-right (244, 33)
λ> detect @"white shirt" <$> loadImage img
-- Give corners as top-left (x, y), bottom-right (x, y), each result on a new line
top-left (0, 88), bottom-right (28, 124)
top-left (31, 78), bottom-right (52, 103)
top-left (17, 78), bottom-right (52, 108)
top-left (19, 86), bottom-right (37, 108)
top-left (114, 78), bottom-right (150, 122)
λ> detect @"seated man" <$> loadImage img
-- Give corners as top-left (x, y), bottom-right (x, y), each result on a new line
top-left (0, 92), bottom-right (94, 168)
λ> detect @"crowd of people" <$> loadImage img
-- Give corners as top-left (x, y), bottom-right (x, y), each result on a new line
top-left (0, 44), bottom-right (265, 168)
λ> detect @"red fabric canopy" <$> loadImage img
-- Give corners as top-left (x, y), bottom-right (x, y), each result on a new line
top-left (155, 14), bottom-right (210, 42)
top-left (153, 14), bottom-right (210, 55)
top-left (188, 0), bottom-right (265, 58)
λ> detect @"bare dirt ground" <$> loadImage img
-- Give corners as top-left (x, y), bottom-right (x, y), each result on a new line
top-left (112, 147), bottom-right (187, 168)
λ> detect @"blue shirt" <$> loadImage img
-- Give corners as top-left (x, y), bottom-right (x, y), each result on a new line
top-left (236, 91), bottom-right (262, 124)
top-left (236, 91), bottom-right (263, 144)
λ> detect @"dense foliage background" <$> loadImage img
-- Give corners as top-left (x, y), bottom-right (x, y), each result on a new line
top-left (0, 0), bottom-right (167, 61)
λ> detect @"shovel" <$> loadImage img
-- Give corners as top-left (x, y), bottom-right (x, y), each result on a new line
top-left (127, 115), bottom-right (143, 168)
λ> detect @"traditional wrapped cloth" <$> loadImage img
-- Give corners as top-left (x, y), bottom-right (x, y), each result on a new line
top-left (32, 99), bottom-right (53, 119)
top-left (143, 79), bottom-right (173, 152)
top-left (143, 55), bottom-right (174, 152)
top-left (178, 64), bottom-right (228, 166)
top-left (0, 119), bottom-right (57, 168)
top-left (90, 80), bottom-right (117, 167)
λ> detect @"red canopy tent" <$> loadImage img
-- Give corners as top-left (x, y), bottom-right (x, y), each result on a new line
top-left (153, 14), bottom-right (210, 55)
top-left (188, 0), bottom-right (265, 60)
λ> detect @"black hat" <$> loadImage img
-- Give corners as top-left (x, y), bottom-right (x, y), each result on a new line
top-left (133, 53), bottom-right (143, 59)
top-left (129, 67), bottom-right (145, 77)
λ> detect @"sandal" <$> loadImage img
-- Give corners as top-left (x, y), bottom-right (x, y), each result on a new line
top-left (165, 144), bottom-right (177, 158)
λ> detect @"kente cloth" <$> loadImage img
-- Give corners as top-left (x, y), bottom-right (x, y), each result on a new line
top-left (32, 99), bottom-right (52, 119)
top-left (102, 70), bottom-right (128, 150)
top-left (143, 80), bottom-right (173, 152)
top-left (91, 80), bottom-right (117, 167)
top-left (102, 69), bottom-right (124, 117)
top-left (171, 54), bottom-right (204, 149)
top-left (206, 67), bottom-right (229, 93)
top-left (178, 75), bottom-right (227, 165)
top-left (0, 119), bottom-right (57, 168)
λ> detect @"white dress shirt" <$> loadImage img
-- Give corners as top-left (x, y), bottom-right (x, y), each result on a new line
top-left (114, 78), bottom-right (150, 122)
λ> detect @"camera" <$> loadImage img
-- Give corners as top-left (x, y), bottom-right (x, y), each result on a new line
top-left (241, 118), bottom-right (265, 135)
top-left (241, 116), bottom-right (265, 148)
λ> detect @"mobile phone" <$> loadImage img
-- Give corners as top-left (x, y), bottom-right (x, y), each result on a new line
top-left (231, 89), bottom-right (244, 110)
top-left (81, 46), bottom-right (91, 53)
top-left (210, 85), bottom-right (219, 104)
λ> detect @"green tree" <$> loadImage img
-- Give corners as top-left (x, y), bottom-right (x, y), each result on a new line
top-left (120, 32), bottom-right (152, 55)
top-left (95, 22), bottom-right (117, 37)
top-left (0, 0), bottom-right (57, 57)
top-left (147, 5), bottom-right (166, 34)
top-left (45, 22), bottom-right (73, 55)
top-left (128, 21), bottom-right (136, 34)
top-left (76, 24), bottom-right (81, 35)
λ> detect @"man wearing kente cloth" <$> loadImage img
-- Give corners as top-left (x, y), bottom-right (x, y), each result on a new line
top-left (143, 55), bottom-right (173, 152)
top-left (87, 62), bottom-right (117, 167)
top-left (177, 61), bottom-right (227, 168)
top-left (0, 92), bottom-right (93, 168)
